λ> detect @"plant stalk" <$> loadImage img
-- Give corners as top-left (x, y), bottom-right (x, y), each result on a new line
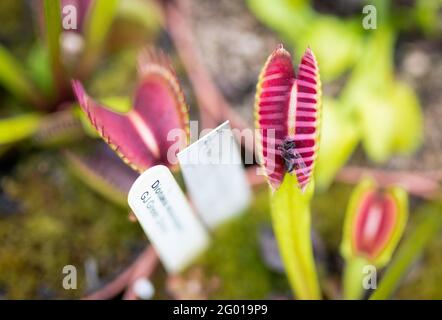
top-left (271, 175), bottom-right (321, 299)
top-left (343, 256), bottom-right (369, 300)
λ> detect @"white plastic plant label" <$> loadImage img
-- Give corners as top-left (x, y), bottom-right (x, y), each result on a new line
top-left (127, 165), bottom-right (209, 274)
top-left (177, 121), bottom-right (251, 229)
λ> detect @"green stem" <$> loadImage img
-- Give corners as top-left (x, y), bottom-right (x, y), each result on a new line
top-left (77, 0), bottom-right (119, 78)
top-left (0, 46), bottom-right (43, 107)
top-left (370, 208), bottom-right (442, 300)
top-left (271, 175), bottom-right (321, 299)
top-left (43, 0), bottom-right (65, 98)
top-left (343, 256), bottom-right (369, 300)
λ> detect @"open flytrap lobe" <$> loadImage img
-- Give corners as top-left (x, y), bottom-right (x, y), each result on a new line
top-left (255, 44), bottom-right (321, 191)
top-left (340, 179), bottom-right (408, 300)
top-left (341, 179), bottom-right (408, 267)
top-left (255, 45), bottom-right (322, 300)
top-left (72, 48), bottom-right (189, 173)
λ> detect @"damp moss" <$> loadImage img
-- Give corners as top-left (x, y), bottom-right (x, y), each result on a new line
top-left (0, 152), bottom-right (144, 299)
top-left (190, 186), bottom-right (290, 299)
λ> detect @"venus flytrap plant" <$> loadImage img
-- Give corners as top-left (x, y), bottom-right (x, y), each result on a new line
top-left (72, 48), bottom-right (189, 172)
top-left (340, 179), bottom-right (408, 300)
top-left (255, 45), bottom-right (322, 299)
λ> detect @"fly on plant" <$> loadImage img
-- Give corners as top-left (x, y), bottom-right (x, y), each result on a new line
top-left (254, 45), bottom-right (322, 300)
top-left (255, 44), bottom-right (322, 192)
top-left (278, 137), bottom-right (309, 182)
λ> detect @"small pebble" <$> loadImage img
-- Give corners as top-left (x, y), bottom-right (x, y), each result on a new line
top-left (133, 278), bottom-right (155, 300)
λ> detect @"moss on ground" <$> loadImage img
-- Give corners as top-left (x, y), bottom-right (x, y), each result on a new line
top-left (0, 152), bottom-right (144, 299)
top-left (194, 186), bottom-right (290, 299)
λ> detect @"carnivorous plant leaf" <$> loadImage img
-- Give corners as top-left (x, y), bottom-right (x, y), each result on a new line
top-left (255, 45), bottom-right (321, 191)
top-left (73, 49), bottom-right (189, 172)
top-left (255, 45), bottom-right (322, 299)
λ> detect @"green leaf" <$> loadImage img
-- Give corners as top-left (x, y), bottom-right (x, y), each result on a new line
top-left (0, 114), bottom-right (42, 145)
top-left (342, 256), bottom-right (370, 300)
top-left (390, 82), bottom-right (423, 155)
top-left (315, 98), bottom-right (360, 191)
top-left (247, 0), bottom-right (363, 81)
top-left (100, 96), bottom-right (132, 113)
top-left (79, 0), bottom-right (119, 75)
top-left (117, 0), bottom-right (163, 32)
top-left (271, 174), bottom-right (321, 299)
top-left (356, 82), bottom-right (423, 163)
top-left (295, 17), bottom-right (363, 81)
top-left (0, 45), bottom-right (41, 105)
top-left (415, 0), bottom-right (441, 36)
top-left (27, 43), bottom-right (53, 97)
top-left (341, 27), bottom-right (422, 163)
top-left (359, 93), bottom-right (398, 163)
top-left (84, 0), bottom-right (119, 50)
top-left (246, 0), bottom-right (312, 41)
top-left (342, 26), bottom-right (395, 100)
top-left (43, 0), bottom-right (64, 92)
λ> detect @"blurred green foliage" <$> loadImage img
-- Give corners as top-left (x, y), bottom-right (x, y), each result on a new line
top-left (0, 113), bottom-right (42, 145)
top-left (0, 0), bottom-right (161, 142)
top-left (0, 0), bottom-right (161, 299)
top-left (315, 98), bottom-right (359, 191)
top-left (0, 0), bottom-right (439, 300)
top-left (0, 45), bottom-right (43, 105)
top-left (0, 0), bottom-right (162, 209)
top-left (0, 152), bottom-right (143, 299)
top-left (247, 0), bottom-right (438, 190)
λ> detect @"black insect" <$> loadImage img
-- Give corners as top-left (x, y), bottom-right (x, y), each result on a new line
top-left (278, 137), bottom-right (308, 175)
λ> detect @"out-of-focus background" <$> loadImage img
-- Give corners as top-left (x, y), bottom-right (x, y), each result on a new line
top-left (0, 0), bottom-right (441, 299)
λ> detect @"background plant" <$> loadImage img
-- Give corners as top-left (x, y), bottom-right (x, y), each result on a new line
top-left (247, 0), bottom-right (436, 190)
top-left (0, 0), bottom-right (441, 299)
